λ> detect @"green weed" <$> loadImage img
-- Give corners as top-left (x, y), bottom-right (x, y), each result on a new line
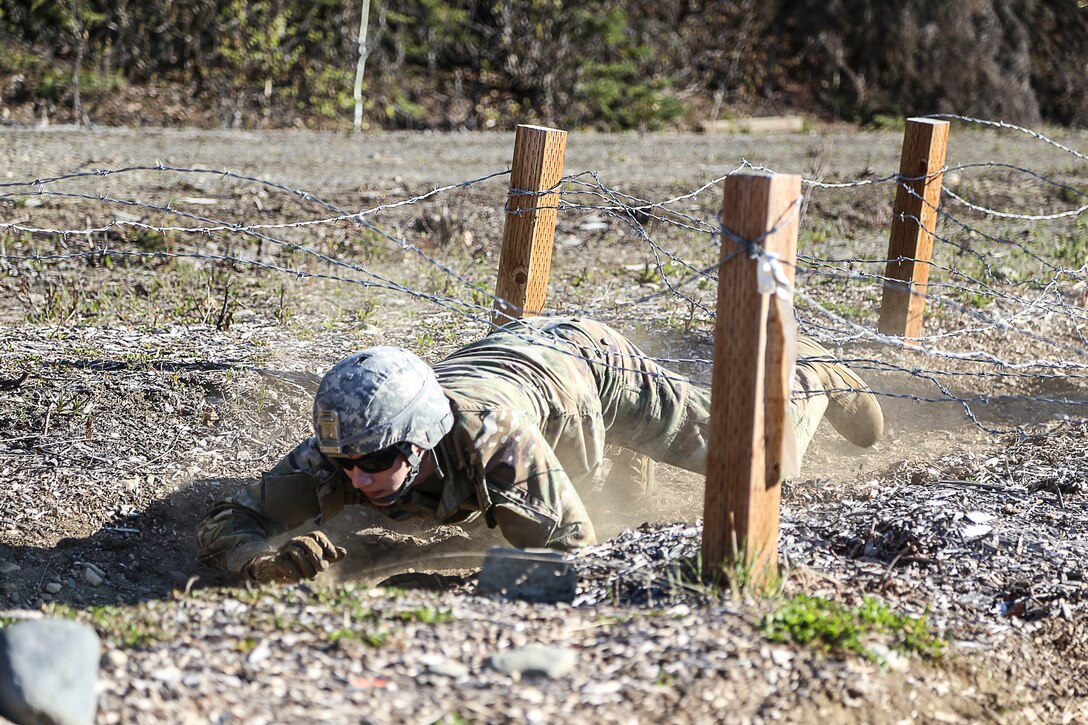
top-left (468, 283), bottom-right (496, 310)
top-left (131, 228), bottom-right (170, 252)
top-left (864, 114), bottom-right (906, 131)
top-left (635, 260), bottom-right (680, 285)
top-left (761, 594), bottom-right (945, 661)
top-left (361, 630), bottom-right (388, 648)
top-left (236, 637), bottom-right (259, 653)
top-left (391, 607), bottom-right (453, 625)
top-left (956, 289), bottom-right (996, 309)
top-left (570, 266), bottom-right (594, 288)
top-left (327, 628), bottom-right (359, 643)
top-left (1055, 218), bottom-right (1088, 267)
top-left (79, 604), bottom-right (166, 648)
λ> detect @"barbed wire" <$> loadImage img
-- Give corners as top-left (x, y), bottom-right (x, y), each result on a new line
top-left (925, 113), bottom-right (1088, 163)
top-left (2, 115), bottom-right (1087, 442)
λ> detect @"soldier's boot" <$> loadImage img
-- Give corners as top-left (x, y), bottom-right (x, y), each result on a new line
top-left (795, 337), bottom-right (884, 448)
top-left (603, 446), bottom-right (657, 508)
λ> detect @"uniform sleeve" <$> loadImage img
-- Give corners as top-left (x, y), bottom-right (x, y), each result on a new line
top-left (467, 410), bottom-right (598, 550)
top-left (195, 437), bottom-right (345, 578)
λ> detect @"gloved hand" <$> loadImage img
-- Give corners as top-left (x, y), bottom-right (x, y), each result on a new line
top-left (246, 531), bottom-right (347, 584)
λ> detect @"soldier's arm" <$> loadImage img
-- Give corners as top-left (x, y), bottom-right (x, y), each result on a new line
top-left (195, 437), bottom-right (345, 578)
top-left (468, 410), bottom-right (597, 551)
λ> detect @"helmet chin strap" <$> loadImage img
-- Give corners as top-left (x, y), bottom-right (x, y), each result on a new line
top-left (366, 444), bottom-right (429, 507)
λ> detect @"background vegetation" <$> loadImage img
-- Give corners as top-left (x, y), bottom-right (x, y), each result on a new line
top-left (0, 0), bottom-right (1086, 130)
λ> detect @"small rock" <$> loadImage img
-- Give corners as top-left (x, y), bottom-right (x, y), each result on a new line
top-left (579, 218), bottom-right (609, 232)
top-left (961, 524), bottom-right (993, 540)
top-left (770, 647), bottom-right (793, 666)
top-left (246, 640), bottom-right (271, 665)
top-left (866, 643), bottom-right (910, 673)
top-left (151, 666), bottom-right (182, 683)
top-left (0, 563), bottom-right (20, 576)
top-left (486, 645), bottom-right (577, 679)
top-left (476, 547), bottom-right (577, 604)
top-left (422, 658), bottom-right (469, 679)
top-left (105, 650), bottom-right (128, 669)
top-left (82, 568), bottom-right (103, 587)
top-left (0, 618), bottom-right (100, 725)
top-left (44, 582), bottom-right (62, 595)
top-left (0, 583), bottom-right (16, 596)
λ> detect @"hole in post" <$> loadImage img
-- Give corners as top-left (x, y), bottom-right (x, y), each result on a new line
top-left (514, 271), bottom-right (528, 285)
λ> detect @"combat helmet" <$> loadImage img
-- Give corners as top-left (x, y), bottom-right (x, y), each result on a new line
top-left (313, 346), bottom-right (453, 458)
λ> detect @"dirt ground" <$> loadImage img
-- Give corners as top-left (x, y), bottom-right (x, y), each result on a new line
top-left (2, 124), bottom-right (1088, 723)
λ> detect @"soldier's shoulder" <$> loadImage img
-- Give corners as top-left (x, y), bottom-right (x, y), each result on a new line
top-left (275, 436), bottom-right (338, 477)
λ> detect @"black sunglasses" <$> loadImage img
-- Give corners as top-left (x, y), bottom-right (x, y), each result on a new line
top-left (331, 443), bottom-right (407, 474)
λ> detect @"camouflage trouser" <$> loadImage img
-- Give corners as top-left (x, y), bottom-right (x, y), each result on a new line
top-left (512, 317), bottom-right (827, 481)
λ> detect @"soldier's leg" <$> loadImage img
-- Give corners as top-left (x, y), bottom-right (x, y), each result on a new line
top-left (548, 319), bottom-right (713, 471)
top-left (490, 317), bottom-right (656, 502)
top-left (794, 337), bottom-right (884, 447)
top-left (788, 368), bottom-right (830, 460)
top-left (545, 319), bottom-right (851, 475)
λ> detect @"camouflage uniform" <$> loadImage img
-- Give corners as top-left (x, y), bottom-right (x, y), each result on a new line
top-left (196, 317), bottom-right (828, 578)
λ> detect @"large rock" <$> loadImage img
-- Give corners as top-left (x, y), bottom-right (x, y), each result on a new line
top-left (0, 619), bottom-right (100, 725)
top-left (475, 547), bottom-right (577, 604)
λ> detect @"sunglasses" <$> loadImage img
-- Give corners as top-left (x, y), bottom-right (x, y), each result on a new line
top-left (331, 443), bottom-right (407, 473)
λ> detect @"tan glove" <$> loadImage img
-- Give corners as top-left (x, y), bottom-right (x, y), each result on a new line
top-left (246, 531), bottom-right (347, 584)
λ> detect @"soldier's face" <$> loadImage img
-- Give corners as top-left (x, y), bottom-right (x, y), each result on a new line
top-left (342, 445), bottom-right (421, 505)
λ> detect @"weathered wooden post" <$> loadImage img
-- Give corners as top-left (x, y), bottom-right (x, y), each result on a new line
top-left (878, 118), bottom-right (950, 338)
top-left (703, 172), bottom-right (801, 589)
top-left (492, 124), bottom-right (567, 325)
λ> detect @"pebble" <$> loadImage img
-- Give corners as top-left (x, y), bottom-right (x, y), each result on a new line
top-left (151, 666), bottom-right (182, 683)
top-left (422, 658), bottom-right (469, 679)
top-left (105, 650), bottom-right (128, 669)
top-left (866, 643), bottom-right (910, 673)
top-left (246, 640), bottom-right (271, 665)
top-left (0, 562), bottom-right (20, 575)
top-left (44, 582), bottom-right (62, 595)
top-left (83, 568), bottom-right (104, 587)
top-left (486, 645), bottom-right (577, 679)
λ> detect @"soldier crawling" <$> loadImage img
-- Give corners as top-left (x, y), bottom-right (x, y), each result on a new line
top-left (196, 317), bottom-right (884, 584)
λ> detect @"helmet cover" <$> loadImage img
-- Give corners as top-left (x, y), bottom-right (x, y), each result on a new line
top-left (313, 346), bottom-right (453, 457)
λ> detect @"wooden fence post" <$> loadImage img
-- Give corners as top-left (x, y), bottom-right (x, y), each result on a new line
top-left (703, 172), bottom-right (801, 589)
top-left (878, 118), bottom-right (950, 338)
top-left (492, 124), bottom-right (567, 325)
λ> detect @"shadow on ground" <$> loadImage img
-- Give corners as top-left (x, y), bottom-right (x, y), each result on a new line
top-left (0, 476), bottom-right (509, 610)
